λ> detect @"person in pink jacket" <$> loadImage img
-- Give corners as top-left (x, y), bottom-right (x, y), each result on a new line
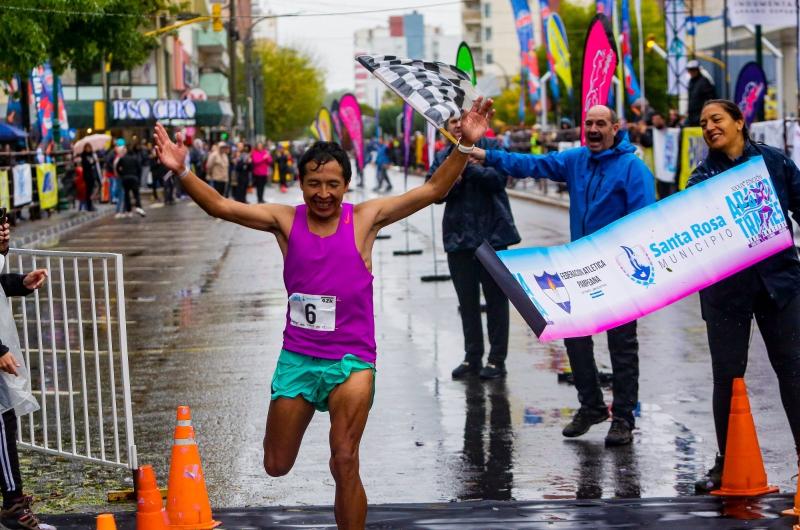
top-left (251, 142), bottom-right (273, 203)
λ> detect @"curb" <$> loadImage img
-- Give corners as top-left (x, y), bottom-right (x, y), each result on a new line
top-left (10, 207), bottom-right (116, 249)
top-left (506, 189), bottom-right (569, 209)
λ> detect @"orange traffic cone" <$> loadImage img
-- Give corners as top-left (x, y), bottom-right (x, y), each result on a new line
top-left (711, 378), bottom-right (779, 496)
top-left (136, 464), bottom-right (170, 530)
top-left (165, 406), bottom-right (220, 529)
top-left (96, 513), bottom-right (117, 530)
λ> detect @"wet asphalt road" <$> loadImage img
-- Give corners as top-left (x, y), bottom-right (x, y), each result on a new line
top-left (25, 168), bottom-right (798, 512)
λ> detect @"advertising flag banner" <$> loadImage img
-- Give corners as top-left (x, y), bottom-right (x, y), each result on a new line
top-left (330, 99), bottom-right (343, 141)
top-left (36, 163), bottom-right (58, 210)
top-left (476, 156), bottom-right (791, 340)
top-left (338, 93), bottom-right (365, 174)
top-left (403, 103), bottom-right (414, 170)
top-left (665, 0), bottom-right (689, 97)
top-left (728, 0), bottom-right (795, 27)
top-left (596, 0), bottom-right (614, 15)
top-left (309, 121), bottom-right (320, 140)
top-left (580, 14), bottom-right (618, 144)
top-left (12, 164), bottom-right (32, 207)
top-left (734, 62), bottom-right (768, 127)
top-left (509, 0), bottom-right (541, 109)
top-left (456, 42), bottom-right (477, 86)
top-left (0, 170), bottom-right (9, 212)
top-left (30, 63), bottom-right (69, 141)
top-left (678, 127), bottom-right (708, 190)
top-left (316, 107), bottom-right (333, 142)
top-left (653, 127), bottom-right (681, 183)
top-left (545, 14), bottom-right (573, 99)
top-left (620, 0), bottom-right (642, 103)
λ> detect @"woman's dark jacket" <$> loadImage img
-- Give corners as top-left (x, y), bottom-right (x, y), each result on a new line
top-left (426, 138), bottom-right (520, 253)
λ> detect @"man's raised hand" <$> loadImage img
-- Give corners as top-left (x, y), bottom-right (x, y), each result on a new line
top-left (154, 123), bottom-right (188, 174)
top-left (459, 97), bottom-right (494, 146)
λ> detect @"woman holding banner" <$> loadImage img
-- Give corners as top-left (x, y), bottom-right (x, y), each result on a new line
top-left (690, 100), bottom-right (800, 493)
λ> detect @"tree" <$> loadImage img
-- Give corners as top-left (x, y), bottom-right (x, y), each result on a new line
top-left (0, 0), bottom-right (169, 79)
top-left (256, 42), bottom-right (325, 140)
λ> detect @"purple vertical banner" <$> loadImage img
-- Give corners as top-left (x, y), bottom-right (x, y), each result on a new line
top-left (580, 14), bottom-right (618, 144)
top-left (734, 62), bottom-right (768, 126)
top-left (509, 0), bottom-right (541, 114)
top-left (338, 93), bottom-right (365, 175)
top-left (620, 0), bottom-right (642, 103)
top-left (403, 103), bottom-right (413, 171)
top-left (330, 99), bottom-right (343, 142)
top-left (596, 0), bottom-right (614, 15)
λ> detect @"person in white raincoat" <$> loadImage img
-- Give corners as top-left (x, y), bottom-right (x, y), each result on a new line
top-left (0, 223), bottom-right (52, 530)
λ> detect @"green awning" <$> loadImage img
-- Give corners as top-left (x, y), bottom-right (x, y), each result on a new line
top-left (194, 100), bottom-right (232, 127)
top-left (65, 100), bottom-right (94, 129)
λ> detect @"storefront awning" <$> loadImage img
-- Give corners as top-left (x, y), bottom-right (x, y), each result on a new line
top-left (194, 100), bottom-right (232, 127)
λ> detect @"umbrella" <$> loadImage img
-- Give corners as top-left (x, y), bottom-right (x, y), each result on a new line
top-left (73, 133), bottom-right (111, 154)
top-left (0, 123), bottom-right (28, 142)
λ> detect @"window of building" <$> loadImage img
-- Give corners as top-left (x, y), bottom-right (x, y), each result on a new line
top-left (485, 26), bottom-right (492, 40)
top-left (486, 52), bottom-right (493, 64)
top-left (484, 3), bottom-right (491, 17)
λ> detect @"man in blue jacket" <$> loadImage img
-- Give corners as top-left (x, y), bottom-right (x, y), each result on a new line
top-left (428, 116), bottom-right (521, 380)
top-left (472, 105), bottom-right (656, 445)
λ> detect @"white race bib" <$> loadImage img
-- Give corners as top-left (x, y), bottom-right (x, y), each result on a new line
top-left (288, 293), bottom-right (336, 331)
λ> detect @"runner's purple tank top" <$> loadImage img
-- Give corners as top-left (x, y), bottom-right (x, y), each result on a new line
top-left (282, 203), bottom-right (377, 363)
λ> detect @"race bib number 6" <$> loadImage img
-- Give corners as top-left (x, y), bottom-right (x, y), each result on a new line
top-left (289, 293), bottom-right (336, 331)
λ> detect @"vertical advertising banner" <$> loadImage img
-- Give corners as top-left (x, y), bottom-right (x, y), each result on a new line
top-left (476, 157), bottom-right (792, 340)
top-left (545, 14), bottom-right (573, 100)
top-left (678, 127), bottom-right (708, 190)
top-left (12, 164), bottom-right (33, 207)
top-left (338, 93), bottom-right (365, 175)
top-left (456, 42), bottom-right (477, 86)
top-left (580, 14), bottom-right (618, 144)
top-left (665, 0), bottom-right (688, 97)
top-left (620, 0), bottom-right (642, 103)
top-left (509, 0), bottom-right (541, 110)
top-left (652, 127), bottom-right (681, 184)
top-left (0, 170), bottom-right (9, 212)
top-left (734, 62), bottom-right (768, 127)
top-left (30, 63), bottom-right (69, 142)
top-left (36, 164), bottom-right (58, 210)
top-left (596, 0), bottom-right (614, 15)
top-left (316, 107), bottom-right (333, 142)
top-left (330, 99), bottom-right (343, 141)
top-left (402, 103), bottom-right (414, 171)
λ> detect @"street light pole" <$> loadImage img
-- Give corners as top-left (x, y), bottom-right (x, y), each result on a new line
top-left (228, 0), bottom-right (238, 138)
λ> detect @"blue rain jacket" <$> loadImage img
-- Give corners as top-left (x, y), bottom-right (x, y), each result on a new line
top-left (484, 133), bottom-right (656, 241)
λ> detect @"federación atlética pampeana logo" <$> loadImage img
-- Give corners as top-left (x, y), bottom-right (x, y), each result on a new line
top-left (534, 272), bottom-right (571, 313)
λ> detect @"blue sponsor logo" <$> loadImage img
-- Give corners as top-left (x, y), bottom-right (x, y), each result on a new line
top-left (616, 245), bottom-right (655, 286)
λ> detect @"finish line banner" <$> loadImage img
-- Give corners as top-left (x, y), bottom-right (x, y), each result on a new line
top-left (476, 156), bottom-right (792, 341)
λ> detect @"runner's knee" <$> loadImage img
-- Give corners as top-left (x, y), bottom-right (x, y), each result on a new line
top-left (329, 448), bottom-right (359, 480)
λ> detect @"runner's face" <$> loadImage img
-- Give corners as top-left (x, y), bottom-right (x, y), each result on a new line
top-left (301, 160), bottom-right (348, 219)
top-left (700, 103), bottom-right (743, 152)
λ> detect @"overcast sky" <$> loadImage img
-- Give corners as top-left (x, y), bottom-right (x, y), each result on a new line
top-left (269, 0), bottom-right (463, 92)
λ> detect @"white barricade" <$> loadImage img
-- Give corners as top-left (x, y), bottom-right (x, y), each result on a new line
top-left (5, 249), bottom-right (136, 471)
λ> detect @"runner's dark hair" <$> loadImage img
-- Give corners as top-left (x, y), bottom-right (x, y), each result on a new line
top-left (299, 141), bottom-right (352, 184)
top-left (702, 99), bottom-right (749, 142)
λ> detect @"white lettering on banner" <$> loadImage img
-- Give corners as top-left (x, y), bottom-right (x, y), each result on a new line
top-left (484, 156), bottom-right (793, 341)
top-left (728, 0), bottom-right (796, 27)
top-left (111, 99), bottom-right (196, 122)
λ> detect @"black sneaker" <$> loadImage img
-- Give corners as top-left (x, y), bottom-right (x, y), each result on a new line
top-left (451, 361), bottom-right (481, 379)
top-left (605, 418), bottom-right (634, 446)
top-left (479, 363), bottom-right (507, 380)
top-left (0, 495), bottom-right (56, 530)
top-left (562, 407), bottom-right (609, 438)
top-left (695, 455), bottom-right (724, 493)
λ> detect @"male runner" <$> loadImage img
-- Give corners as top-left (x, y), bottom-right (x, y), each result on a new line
top-left (153, 97), bottom-right (493, 529)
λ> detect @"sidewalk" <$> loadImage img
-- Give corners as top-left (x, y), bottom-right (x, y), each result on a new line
top-left (8, 204), bottom-right (115, 249)
top-left (43, 494), bottom-right (798, 529)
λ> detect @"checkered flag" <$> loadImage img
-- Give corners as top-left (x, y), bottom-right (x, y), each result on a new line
top-left (356, 55), bottom-right (480, 133)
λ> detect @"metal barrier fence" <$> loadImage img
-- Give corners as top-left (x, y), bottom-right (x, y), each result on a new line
top-left (5, 249), bottom-right (136, 471)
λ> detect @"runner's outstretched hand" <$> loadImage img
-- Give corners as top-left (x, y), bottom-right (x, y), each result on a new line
top-left (459, 97), bottom-right (494, 145)
top-left (154, 123), bottom-right (188, 174)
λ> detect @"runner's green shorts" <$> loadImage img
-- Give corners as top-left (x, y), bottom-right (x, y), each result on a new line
top-left (270, 349), bottom-right (376, 412)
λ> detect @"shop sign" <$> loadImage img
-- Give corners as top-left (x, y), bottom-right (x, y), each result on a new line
top-left (111, 99), bottom-right (196, 124)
